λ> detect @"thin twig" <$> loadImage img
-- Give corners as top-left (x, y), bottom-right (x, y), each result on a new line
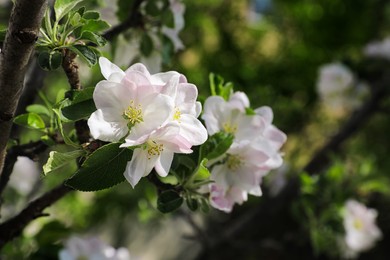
top-left (0, 183), bottom-right (72, 249)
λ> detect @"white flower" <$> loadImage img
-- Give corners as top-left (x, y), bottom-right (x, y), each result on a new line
top-left (363, 37), bottom-right (390, 60)
top-left (342, 200), bottom-right (382, 257)
top-left (316, 63), bottom-right (369, 114)
top-left (59, 236), bottom-right (131, 260)
top-left (121, 123), bottom-right (193, 187)
top-left (9, 156), bottom-right (40, 195)
top-left (88, 60), bottom-right (174, 145)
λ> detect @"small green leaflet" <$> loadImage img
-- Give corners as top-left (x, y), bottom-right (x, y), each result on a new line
top-left (157, 190), bottom-right (183, 213)
top-left (54, 0), bottom-right (83, 21)
top-left (14, 113), bottom-right (45, 130)
top-left (43, 150), bottom-right (86, 175)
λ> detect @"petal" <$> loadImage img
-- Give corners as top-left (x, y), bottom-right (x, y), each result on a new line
top-left (178, 114), bottom-right (208, 146)
top-left (255, 106), bottom-right (273, 124)
top-left (228, 91), bottom-right (250, 112)
top-left (154, 150), bottom-right (174, 177)
top-left (263, 125), bottom-right (287, 150)
top-left (175, 83), bottom-right (199, 115)
top-left (125, 63), bottom-right (151, 78)
top-left (202, 96), bottom-right (227, 135)
top-left (93, 80), bottom-right (133, 111)
top-left (151, 71), bottom-right (184, 86)
top-left (124, 148), bottom-right (156, 187)
top-left (99, 57), bottom-right (125, 80)
top-left (88, 109), bottom-right (128, 142)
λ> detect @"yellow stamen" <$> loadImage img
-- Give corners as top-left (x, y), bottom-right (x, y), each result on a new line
top-left (353, 219), bottom-right (363, 230)
top-left (173, 107), bottom-right (181, 121)
top-left (146, 140), bottom-right (164, 159)
top-left (226, 154), bottom-right (242, 171)
top-left (222, 122), bottom-right (237, 134)
top-left (123, 100), bottom-right (143, 127)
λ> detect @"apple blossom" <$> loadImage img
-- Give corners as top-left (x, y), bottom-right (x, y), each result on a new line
top-left (121, 123), bottom-right (193, 187)
top-left (88, 60), bottom-right (174, 145)
top-left (9, 156), bottom-right (40, 195)
top-left (59, 236), bottom-right (131, 260)
top-left (161, 0), bottom-right (186, 52)
top-left (316, 63), bottom-right (369, 114)
top-left (342, 200), bottom-right (382, 257)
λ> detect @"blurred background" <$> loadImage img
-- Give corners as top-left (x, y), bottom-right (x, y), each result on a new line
top-left (1, 0), bottom-right (390, 259)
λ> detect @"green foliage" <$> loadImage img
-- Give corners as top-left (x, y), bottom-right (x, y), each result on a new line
top-left (68, 45), bottom-right (99, 66)
top-left (38, 50), bottom-right (63, 71)
top-left (209, 73), bottom-right (233, 100)
top-left (200, 132), bottom-right (234, 160)
top-left (65, 143), bottom-right (133, 191)
top-left (54, 0), bottom-right (84, 21)
top-left (157, 190), bottom-right (183, 213)
top-left (43, 150), bottom-right (86, 175)
top-left (14, 113), bottom-right (45, 130)
top-left (140, 33), bottom-right (154, 57)
top-left (26, 104), bottom-right (51, 117)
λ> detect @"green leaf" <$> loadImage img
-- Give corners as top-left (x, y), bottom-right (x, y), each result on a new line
top-left (193, 159), bottom-right (210, 181)
top-left (54, 0), bottom-right (84, 21)
top-left (162, 10), bottom-right (175, 28)
top-left (82, 11), bottom-right (100, 20)
top-left (68, 45), bottom-right (98, 66)
top-left (61, 99), bottom-right (96, 121)
top-left (157, 190), bottom-right (183, 213)
top-left (80, 31), bottom-right (107, 46)
top-left (71, 87), bottom-right (94, 103)
top-left (38, 51), bottom-right (63, 71)
top-left (43, 150), bottom-right (86, 175)
top-left (209, 73), bottom-right (233, 100)
top-left (81, 19), bottom-right (110, 32)
top-left (70, 12), bottom-right (82, 27)
top-left (186, 197), bottom-right (199, 211)
top-left (53, 108), bottom-right (80, 148)
top-left (145, 1), bottom-right (160, 16)
top-left (65, 143), bottom-right (133, 191)
top-left (116, 0), bottom-right (134, 22)
top-left (14, 113), bottom-right (45, 129)
top-left (200, 132), bottom-right (234, 160)
top-left (26, 104), bottom-right (51, 117)
top-left (140, 33), bottom-right (154, 57)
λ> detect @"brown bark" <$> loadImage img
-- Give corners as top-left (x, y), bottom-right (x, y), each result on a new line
top-left (0, 0), bottom-right (48, 174)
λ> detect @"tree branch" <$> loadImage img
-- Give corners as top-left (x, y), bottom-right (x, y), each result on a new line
top-left (0, 0), bottom-right (48, 174)
top-left (0, 183), bottom-right (71, 249)
top-left (0, 141), bottom-right (47, 197)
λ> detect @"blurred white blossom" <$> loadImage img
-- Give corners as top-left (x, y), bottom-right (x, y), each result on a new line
top-left (363, 37), bottom-right (390, 60)
top-left (341, 200), bottom-right (382, 258)
top-left (9, 156), bottom-right (40, 195)
top-left (317, 62), bottom-right (369, 114)
top-left (59, 236), bottom-right (131, 260)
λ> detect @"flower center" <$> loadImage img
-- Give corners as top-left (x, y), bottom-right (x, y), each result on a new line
top-left (353, 219), bottom-right (363, 230)
top-left (226, 154), bottom-right (242, 171)
top-left (173, 107), bottom-right (181, 122)
top-left (123, 100), bottom-right (143, 128)
top-left (146, 140), bottom-right (164, 159)
top-left (222, 122), bottom-right (237, 134)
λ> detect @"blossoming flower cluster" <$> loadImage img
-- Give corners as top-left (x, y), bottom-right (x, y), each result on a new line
top-left (59, 236), bottom-right (131, 260)
top-left (88, 57), bottom-right (207, 187)
top-left (341, 199), bottom-right (382, 258)
top-left (317, 62), bottom-right (369, 114)
top-left (201, 92), bottom-right (287, 212)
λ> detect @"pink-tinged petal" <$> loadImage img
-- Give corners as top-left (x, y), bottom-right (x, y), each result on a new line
top-left (121, 71), bottom-right (156, 99)
top-left (248, 185), bottom-right (262, 196)
top-left (264, 125), bottom-right (287, 150)
top-left (88, 109), bottom-right (128, 142)
top-left (175, 83), bottom-right (198, 114)
top-left (99, 57), bottom-right (125, 80)
top-left (93, 81), bottom-right (133, 111)
top-left (228, 91), bottom-right (250, 112)
top-left (202, 96), bottom-right (226, 135)
top-left (178, 114), bottom-right (208, 146)
top-left (125, 63), bottom-right (151, 78)
top-left (235, 114), bottom-right (265, 142)
top-left (195, 102), bottom-right (202, 117)
top-left (125, 94), bottom-right (174, 142)
top-left (152, 123), bottom-right (193, 153)
top-left (124, 148), bottom-right (156, 187)
top-left (209, 184), bottom-right (234, 213)
top-left (107, 72), bottom-right (125, 83)
top-left (151, 71), bottom-right (184, 86)
top-left (255, 106), bottom-right (273, 124)
top-left (154, 150), bottom-right (174, 177)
